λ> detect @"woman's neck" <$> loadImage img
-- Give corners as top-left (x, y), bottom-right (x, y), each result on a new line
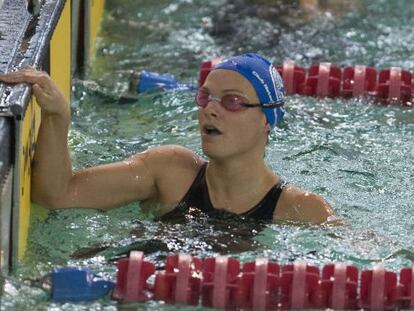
top-left (206, 156), bottom-right (278, 213)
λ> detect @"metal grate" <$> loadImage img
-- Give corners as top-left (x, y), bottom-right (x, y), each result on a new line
top-left (0, 0), bottom-right (65, 118)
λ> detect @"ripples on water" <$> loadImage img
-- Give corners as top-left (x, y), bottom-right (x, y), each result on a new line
top-left (2, 0), bottom-right (414, 309)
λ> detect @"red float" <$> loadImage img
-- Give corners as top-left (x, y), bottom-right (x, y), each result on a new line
top-left (201, 256), bottom-right (241, 309)
top-left (396, 267), bottom-right (414, 309)
top-left (279, 261), bottom-right (321, 309)
top-left (276, 60), bottom-right (306, 95)
top-left (360, 265), bottom-right (398, 310)
top-left (153, 253), bottom-right (202, 305)
top-left (377, 67), bottom-right (412, 104)
top-left (319, 263), bottom-right (359, 309)
top-left (112, 251), bottom-right (155, 302)
top-left (198, 57), bottom-right (223, 87)
top-left (303, 63), bottom-right (342, 97)
top-left (237, 258), bottom-right (280, 310)
top-left (342, 65), bottom-right (377, 97)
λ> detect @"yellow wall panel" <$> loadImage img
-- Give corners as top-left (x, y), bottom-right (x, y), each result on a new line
top-left (17, 99), bottom-right (41, 259)
top-left (50, 0), bottom-right (71, 102)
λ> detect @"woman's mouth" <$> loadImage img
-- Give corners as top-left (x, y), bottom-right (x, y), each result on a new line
top-left (203, 125), bottom-right (223, 136)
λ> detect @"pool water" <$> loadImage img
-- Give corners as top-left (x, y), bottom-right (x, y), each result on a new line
top-left (2, 0), bottom-right (414, 309)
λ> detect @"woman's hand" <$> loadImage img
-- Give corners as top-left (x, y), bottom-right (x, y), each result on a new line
top-left (0, 67), bottom-right (69, 118)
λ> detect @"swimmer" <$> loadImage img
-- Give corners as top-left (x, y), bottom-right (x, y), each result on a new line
top-left (0, 53), bottom-right (334, 224)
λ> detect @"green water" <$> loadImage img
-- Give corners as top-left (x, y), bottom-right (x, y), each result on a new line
top-left (2, 0), bottom-right (414, 309)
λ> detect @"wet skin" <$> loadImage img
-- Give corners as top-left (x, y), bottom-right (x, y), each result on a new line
top-left (0, 68), bottom-right (334, 224)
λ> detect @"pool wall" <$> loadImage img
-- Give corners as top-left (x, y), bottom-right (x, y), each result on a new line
top-left (0, 0), bottom-right (105, 274)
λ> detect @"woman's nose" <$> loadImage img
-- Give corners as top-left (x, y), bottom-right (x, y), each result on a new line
top-left (204, 98), bottom-right (220, 116)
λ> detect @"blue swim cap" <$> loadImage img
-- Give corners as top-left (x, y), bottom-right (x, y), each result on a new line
top-left (213, 53), bottom-right (285, 127)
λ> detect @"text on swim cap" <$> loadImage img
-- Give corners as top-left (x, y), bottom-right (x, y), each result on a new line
top-left (252, 70), bottom-right (274, 102)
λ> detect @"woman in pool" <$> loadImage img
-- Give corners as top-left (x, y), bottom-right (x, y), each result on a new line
top-left (0, 53), bottom-right (334, 224)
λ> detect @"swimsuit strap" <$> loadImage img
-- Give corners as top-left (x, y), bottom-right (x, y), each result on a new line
top-left (173, 162), bottom-right (286, 221)
top-left (240, 179), bottom-right (287, 220)
top-left (177, 162), bottom-right (211, 212)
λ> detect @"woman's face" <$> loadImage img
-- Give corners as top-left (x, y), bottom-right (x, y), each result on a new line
top-left (197, 69), bottom-right (269, 161)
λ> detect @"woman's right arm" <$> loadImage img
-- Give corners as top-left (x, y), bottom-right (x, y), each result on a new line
top-left (0, 69), bottom-right (158, 210)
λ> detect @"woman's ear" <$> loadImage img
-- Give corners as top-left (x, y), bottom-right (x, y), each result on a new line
top-left (265, 122), bottom-right (271, 146)
top-left (265, 121), bottom-right (271, 133)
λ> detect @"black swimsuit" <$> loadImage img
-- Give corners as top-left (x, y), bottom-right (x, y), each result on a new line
top-left (163, 163), bottom-right (287, 222)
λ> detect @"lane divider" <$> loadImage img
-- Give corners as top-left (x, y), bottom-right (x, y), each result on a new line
top-left (199, 59), bottom-right (414, 106)
top-left (51, 252), bottom-right (414, 310)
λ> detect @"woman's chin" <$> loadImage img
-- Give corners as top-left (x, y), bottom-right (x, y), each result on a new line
top-left (202, 144), bottom-right (225, 160)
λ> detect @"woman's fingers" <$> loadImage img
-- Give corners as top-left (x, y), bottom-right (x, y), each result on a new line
top-left (32, 83), bottom-right (46, 100)
top-left (0, 69), bottom-right (68, 116)
top-left (0, 69), bottom-right (49, 89)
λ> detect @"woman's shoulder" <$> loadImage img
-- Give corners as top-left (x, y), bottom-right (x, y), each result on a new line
top-left (127, 145), bottom-right (205, 189)
top-left (274, 183), bottom-right (334, 224)
top-left (135, 145), bottom-right (205, 168)
top-left (132, 145), bottom-right (206, 211)
top-left (143, 144), bottom-right (205, 182)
